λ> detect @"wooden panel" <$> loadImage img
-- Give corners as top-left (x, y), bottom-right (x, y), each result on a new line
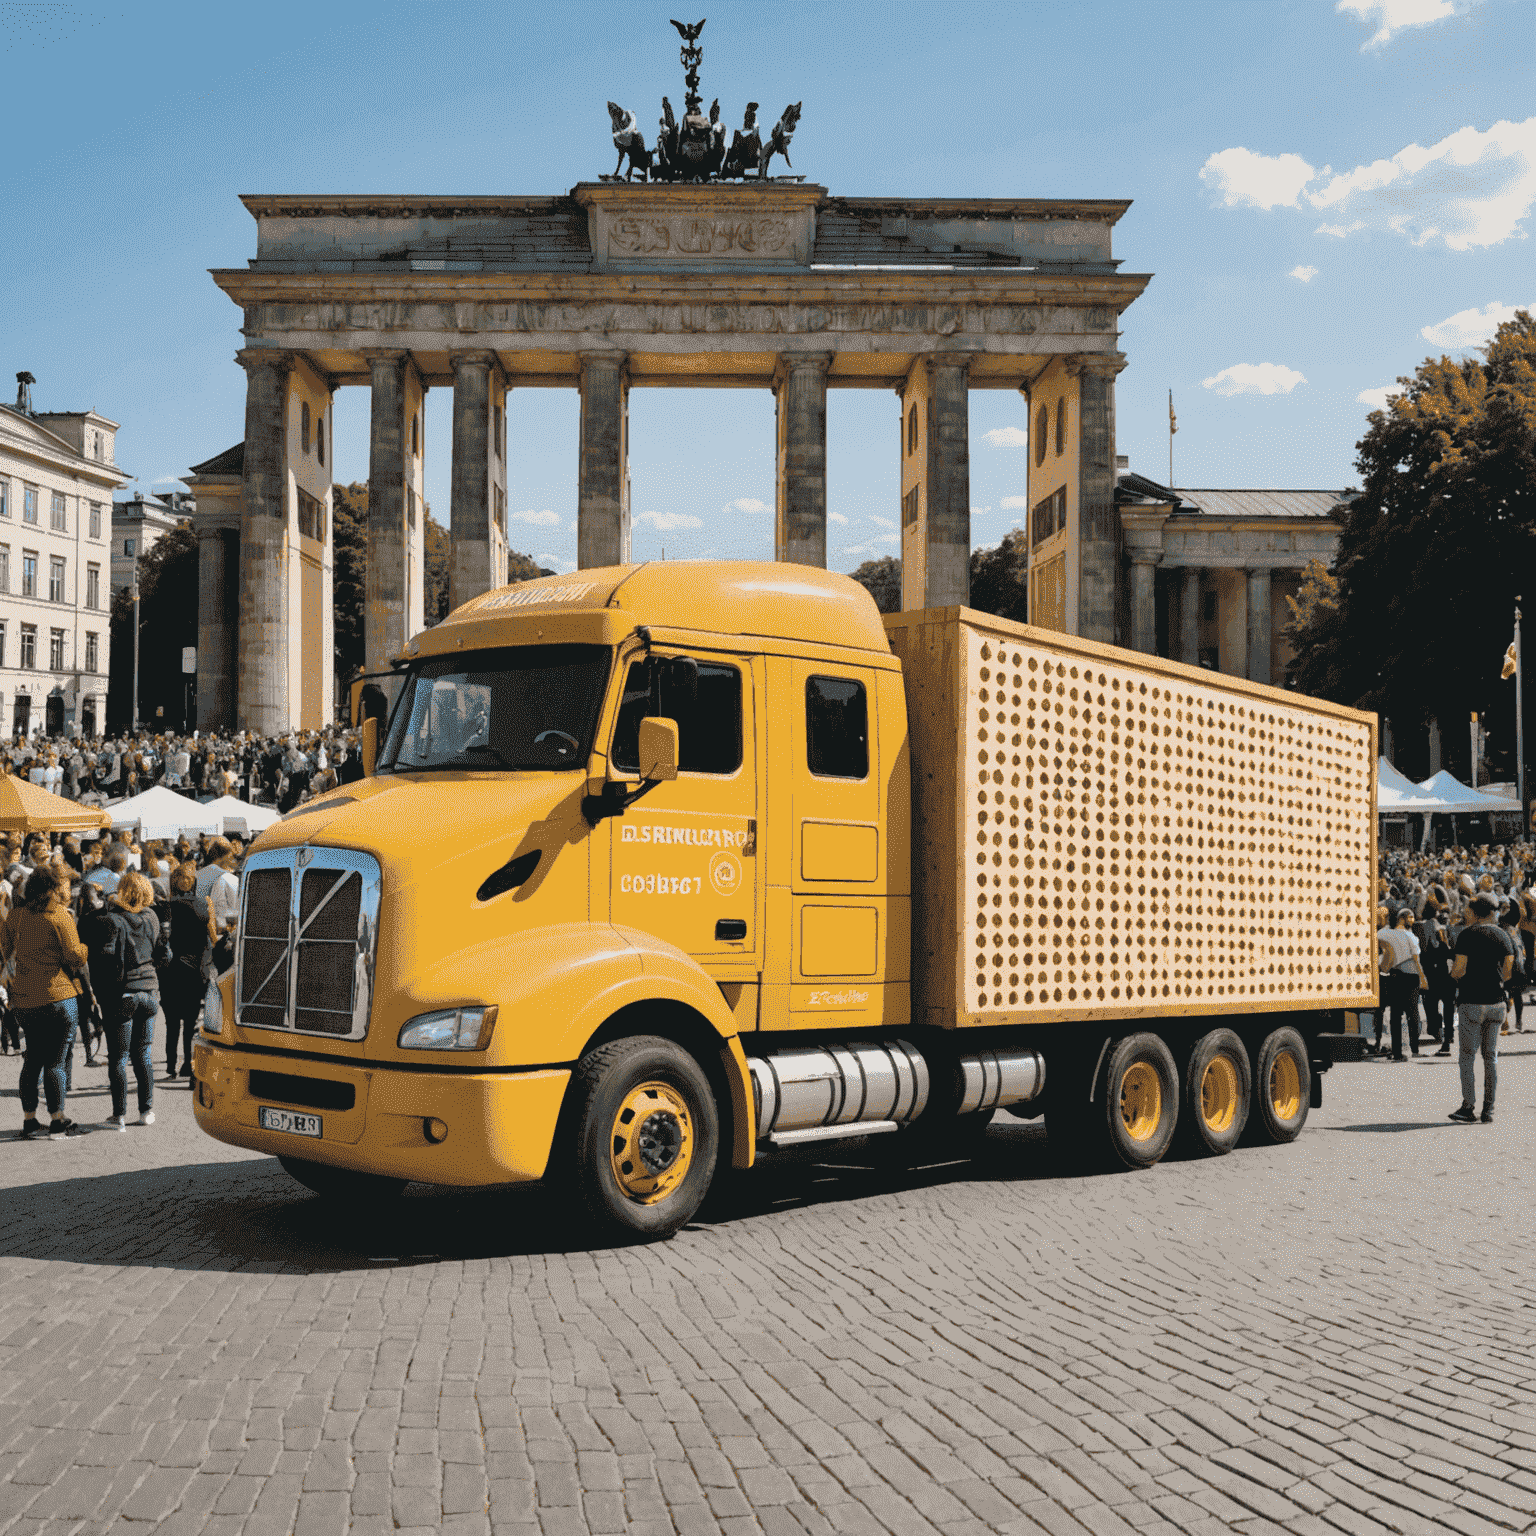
top-left (885, 607), bottom-right (1379, 1027)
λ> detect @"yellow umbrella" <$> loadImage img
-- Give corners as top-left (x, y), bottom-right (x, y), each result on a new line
top-left (0, 774), bottom-right (112, 834)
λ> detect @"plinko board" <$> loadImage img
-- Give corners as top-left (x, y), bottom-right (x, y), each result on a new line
top-left (885, 608), bottom-right (1378, 1029)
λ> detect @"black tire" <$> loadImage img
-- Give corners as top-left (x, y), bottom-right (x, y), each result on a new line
top-left (277, 1156), bottom-right (407, 1203)
top-left (563, 1035), bottom-right (719, 1242)
top-left (1180, 1029), bottom-right (1251, 1156)
top-left (1102, 1033), bottom-right (1179, 1170)
top-left (1252, 1027), bottom-right (1310, 1143)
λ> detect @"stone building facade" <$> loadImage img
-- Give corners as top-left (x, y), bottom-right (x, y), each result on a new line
top-left (111, 490), bottom-right (189, 595)
top-left (0, 378), bottom-right (126, 739)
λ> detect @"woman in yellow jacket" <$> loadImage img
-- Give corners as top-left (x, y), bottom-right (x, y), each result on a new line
top-left (1, 863), bottom-right (90, 1138)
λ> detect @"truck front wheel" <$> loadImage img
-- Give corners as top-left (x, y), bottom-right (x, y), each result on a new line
top-left (1103, 1033), bottom-right (1179, 1170)
top-left (1181, 1029), bottom-right (1251, 1156)
top-left (1253, 1027), bottom-right (1310, 1143)
top-left (563, 1036), bottom-right (720, 1242)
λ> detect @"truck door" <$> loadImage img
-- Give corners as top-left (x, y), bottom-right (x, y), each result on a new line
top-left (787, 661), bottom-right (891, 1021)
top-left (608, 651), bottom-right (761, 972)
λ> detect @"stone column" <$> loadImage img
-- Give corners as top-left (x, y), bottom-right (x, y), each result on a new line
top-left (1069, 354), bottom-right (1128, 645)
top-left (577, 351), bottom-right (629, 569)
top-left (235, 349), bottom-right (293, 734)
top-left (899, 355), bottom-right (973, 609)
top-left (1179, 567), bottom-right (1201, 666)
top-left (196, 522), bottom-right (239, 729)
top-left (449, 350), bottom-right (506, 611)
top-left (1130, 556), bottom-right (1159, 655)
top-left (775, 352), bottom-right (832, 569)
top-left (364, 350), bottom-right (420, 672)
top-left (1246, 567), bottom-right (1272, 685)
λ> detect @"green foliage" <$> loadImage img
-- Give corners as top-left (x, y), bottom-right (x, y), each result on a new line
top-left (968, 528), bottom-right (1030, 625)
top-left (107, 520), bottom-right (199, 730)
top-left (1286, 310), bottom-right (1536, 779)
top-left (849, 556), bottom-right (901, 614)
top-left (1282, 557), bottom-right (1339, 638)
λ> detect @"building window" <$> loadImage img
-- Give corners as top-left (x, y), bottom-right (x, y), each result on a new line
top-left (907, 404), bottom-right (917, 456)
top-left (50, 492), bottom-right (66, 531)
top-left (297, 486), bottom-right (325, 541)
top-left (317, 416), bottom-right (325, 467)
top-left (494, 403), bottom-right (503, 459)
top-left (902, 484), bottom-right (920, 528)
top-left (49, 629), bottom-right (64, 671)
top-left (21, 553), bottom-right (37, 598)
top-left (89, 501), bottom-right (102, 538)
top-left (0, 480), bottom-right (8, 518)
top-left (85, 632), bottom-right (98, 673)
top-left (1034, 406), bottom-right (1047, 467)
top-left (86, 563), bottom-right (100, 609)
top-left (493, 483), bottom-right (505, 533)
top-left (301, 400), bottom-right (311, 454)
top-left (411, 413), bottom-right (420, 457)
top-left (0, 622), bottom-right (6, 667)
top-left (48, 557), bottom-right (65, 603)
top-left (22, 485), bottom-right (38, 523)
top-left (1054, 399), bottom-right (1065, 457)
top-left (0, 547), bottom-right (8, 593)
top-left (1030, 487), bottom-right (1067, 547)
top-left (19, 625), bottom-right (36, 670)
top-left (407, 485), bottom-right (418, 532)
top-left (92, 431), bottom-right (103, 461)
top-left (124, 538), bottom-right (136, 557)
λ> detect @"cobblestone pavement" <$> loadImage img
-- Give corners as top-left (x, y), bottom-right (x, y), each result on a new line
top-left (1, 1034), bottom-right (1533, 1536)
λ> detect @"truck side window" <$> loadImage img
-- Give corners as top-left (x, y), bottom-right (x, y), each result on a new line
top-left (806, 676), bottom-right (868, 779)
top-left (612, 658), bottom-right (742, 775)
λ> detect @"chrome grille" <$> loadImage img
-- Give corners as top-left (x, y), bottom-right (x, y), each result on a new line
top-left (236, 848), bottom-right (381, 1040)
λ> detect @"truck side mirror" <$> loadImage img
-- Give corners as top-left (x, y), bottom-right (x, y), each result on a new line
top-left (361, 717), bottom-right (378, 778)
top-left (637, 717), bottom-right (679, 782)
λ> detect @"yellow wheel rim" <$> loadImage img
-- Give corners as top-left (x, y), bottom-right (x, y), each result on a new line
top-left (1119, 1061), bottom-right (1163, 1143)
top-left (610, 1081), bottom-right (694, 1205)
top-left (1269, 1051), bottom-right (1302, 1122)
top-left (1200, 1054), bottom-right (1240, 1134)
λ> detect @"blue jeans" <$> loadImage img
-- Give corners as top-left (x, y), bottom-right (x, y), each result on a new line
top-left (1457, 1002), bottom-right (1502, 1111)
top-left (106, 992), bottom-right (158, 1118)
top-left (18, 996), bottom-right (81, 1118)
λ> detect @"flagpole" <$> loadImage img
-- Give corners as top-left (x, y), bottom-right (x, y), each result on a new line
top-left (1168, 389), bottom-right (1175, 489)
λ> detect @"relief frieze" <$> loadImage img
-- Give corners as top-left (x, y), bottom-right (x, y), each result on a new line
top-left (608, 215), bottom-right (794, 257)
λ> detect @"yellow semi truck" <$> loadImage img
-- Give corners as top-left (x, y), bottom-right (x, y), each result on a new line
top-left (193, 564), bottom-right (1377, 1239)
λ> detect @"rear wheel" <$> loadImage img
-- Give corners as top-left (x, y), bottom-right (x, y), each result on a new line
top-left (1181, 1029), bottom-right (1251, 1156)
top-left (1253, 1027), bottom-right (1310, 1143)
top-left (1103, 1033), bottom-right (1179, 1170)
top-left (277, 1156), bottom-right (407, 1203)
top-left (564, 1036), bottom-right (719, 1242)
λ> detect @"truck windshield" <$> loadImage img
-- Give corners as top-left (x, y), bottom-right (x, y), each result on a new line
top-left (378, 644), bottom-right (611, 773)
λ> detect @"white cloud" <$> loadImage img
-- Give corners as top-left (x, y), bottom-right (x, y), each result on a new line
top-left (721, 497), bottom-right (769, 515)
top-left (869, 514), bottom-right (896, 530)
top-left (1203, 116), bottom-right (1536, 252)
top-left (981, 426), bottom-right (1030, 448)
top-left (1200, 147), bottom-right (1318, 210)
top-left (512, 508), bottom-right (561, 526)
top-left (151, 473), bottom-right (188, 487)
top-left (1420, 299), bottom-right (1535, 349)
top-left (999, 495), bottom-right (1030, 511)
top-left (842, 535), bottom-right (901, 557)
top-left (1337, 0), bottom-right (1455, 50)
top-left (1201, 362), bottom-right (1308, 397)
top-left (635, 510), bottom-right (703, 531)
top-left (828, 511), bottom-right (849, 525)
top-left (536, 554), bottom-right (577, 573)
top-left (1289, 265), bottom-right (1319, 282)
top-left (1357, 385), bottom-right (1401, 409)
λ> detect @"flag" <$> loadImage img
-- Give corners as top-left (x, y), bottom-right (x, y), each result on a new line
top-left (1168, 390), bottom-right (1178, 435)
top-left (1502, 639), bottom-right (1518, 679)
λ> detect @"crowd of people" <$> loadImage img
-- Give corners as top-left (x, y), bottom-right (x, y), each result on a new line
top-left (3, 726), bottom-right (366, 812)
top-left (1377, 840), bottom-right (1535, 1126)
top-left (0, 824), bottom-right (245, 1137)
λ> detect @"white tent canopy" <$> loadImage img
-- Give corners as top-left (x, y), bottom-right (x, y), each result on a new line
top-left (200, 795), bottom-right (281, 839)
top-left (1416, 770), bottom-right (1515, 816)
top-left (1377, 757), bottom-right (1448, 812)
top-left (109, 785), bottom-right (221, 841)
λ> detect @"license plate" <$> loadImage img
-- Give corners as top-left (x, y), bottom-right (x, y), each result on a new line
top-left (259, 1106), bottom-right (322, 1138)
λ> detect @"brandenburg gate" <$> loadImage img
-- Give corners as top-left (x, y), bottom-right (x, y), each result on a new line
top-left (193, 34), bottom-right (1148, 733)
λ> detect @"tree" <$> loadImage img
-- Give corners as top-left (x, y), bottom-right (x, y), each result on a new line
top-left (850, 556), bottom-right (901, 613)
top-left (1282, 556), bottom-right (1338, 637)
top-left (1286, 310), bottom-right (1536, 780)
top-left (968, 529), bottom-right (1030, 625)
top-left (108, 521), bottom-right (199, 731)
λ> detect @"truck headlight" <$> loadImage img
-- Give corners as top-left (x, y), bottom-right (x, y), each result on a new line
top-left (397, 1006), bottom-right (498, 1051)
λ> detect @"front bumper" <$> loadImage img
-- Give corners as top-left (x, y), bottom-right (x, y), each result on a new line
top-left (191, 1035), bottom-right (571, 1187)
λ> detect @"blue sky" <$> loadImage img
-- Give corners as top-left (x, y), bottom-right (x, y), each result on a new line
top-left (4, 0), bottom-right (1532, 575)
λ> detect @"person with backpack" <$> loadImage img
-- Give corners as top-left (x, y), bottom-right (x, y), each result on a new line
top-left (90, 871), bottom-right (169, 1130)
top-left (1498, 907), bottom-right (1526, 1034)
top-left (162, 862), bottom-right (211, 1080)
top-left (1418, 911), bottom-right (1457, 1054)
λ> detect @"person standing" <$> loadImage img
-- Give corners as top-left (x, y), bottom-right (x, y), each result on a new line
top-left (195, 838), bottom-right (240, 940)
top-left (1, 864), bottom-right (90, 1137)
top-left (1376, 905), bottom-right (1424, 1059)
top-left (97, 872), bottom-right (165, 1129)
top-left (1449, 894), bottom-right (1515, 1124)
top-left (1419, 915), bottom-right (1457, 1054)
top-left (161, 862), bottom-right (210, 1080)
top-left (1498, 907), bottom-right (1525, 1033)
